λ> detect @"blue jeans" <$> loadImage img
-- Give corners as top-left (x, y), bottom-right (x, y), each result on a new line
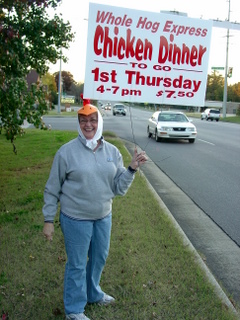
top-left (60, 212), bottom-right (112, 315)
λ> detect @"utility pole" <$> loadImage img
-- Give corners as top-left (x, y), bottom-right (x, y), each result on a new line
top-left (57, 50), bottom-right (62, 114)
top-left (222, 0), bottom-right (230, 118)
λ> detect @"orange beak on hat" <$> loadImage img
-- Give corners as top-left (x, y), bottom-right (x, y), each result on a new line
top-left (78, 104), bottom-right (98, 116)
top-left (78, 94), bottom-right (98, 116)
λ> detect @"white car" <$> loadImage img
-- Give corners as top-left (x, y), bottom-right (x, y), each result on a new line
top-left (147, 111), bottom-right (197, 143)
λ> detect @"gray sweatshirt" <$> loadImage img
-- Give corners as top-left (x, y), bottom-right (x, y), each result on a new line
top-left (42, 135), bottom-right (135, 221)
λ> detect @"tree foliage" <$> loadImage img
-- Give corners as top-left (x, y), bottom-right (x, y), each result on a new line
top-left (206, 71), bottom-right (224, 101)
top-left (206, 71), bottom-right (240, 103)
top-left (69, 82), bottom-right (84, 104)
top-left (54, 70), bottom-right (76, 93)
top-left (42, 72), bottom-right (57, 93)
top-left (41, 72), bottom-right (58, 107)
top-left (228, 82), bottom-right (240, 103)
top-left (0, 0), bottom-right (74, 152)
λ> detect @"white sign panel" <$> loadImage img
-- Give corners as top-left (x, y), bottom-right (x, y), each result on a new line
top-left (84, 3), bottom-right (213, 106)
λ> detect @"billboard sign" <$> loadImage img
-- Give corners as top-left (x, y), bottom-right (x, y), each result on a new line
top-left (61, 95), bottom-right (75, 104)
top-left (84, 3), bottom-right (213, 106)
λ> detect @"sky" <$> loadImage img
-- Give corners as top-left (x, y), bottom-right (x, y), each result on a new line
top-left (48, 0), bottom-right (240, 85)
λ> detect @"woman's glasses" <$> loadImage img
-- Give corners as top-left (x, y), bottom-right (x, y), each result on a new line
top-left (79, 118), bottom-right (98, 125)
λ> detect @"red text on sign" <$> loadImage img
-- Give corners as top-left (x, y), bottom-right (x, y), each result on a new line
top-left (93, 26), bottom-right (207, 67)
top-left (92, 67), bottom-right (117, 82)
top-left (125, 71), bottom-right (201, 93)
top-left (163, 20), bottom-right (208, 37)
top-left (136, 17), bottom-right (160, 33)
top-left (94, 25), bottom-right (152, 61)
top-left (96, 11), bottom-right (133, 27)
top-left (158, 34), bottom-right (207, 66)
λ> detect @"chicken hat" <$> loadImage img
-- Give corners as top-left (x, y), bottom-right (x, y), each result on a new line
top-left (77, 94), bottom-right (103, 150)
top-left (78, 94), bottom-right (98, 116)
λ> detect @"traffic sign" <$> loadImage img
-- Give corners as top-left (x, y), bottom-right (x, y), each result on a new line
top-left (211, 67), bottom-right (224, 70)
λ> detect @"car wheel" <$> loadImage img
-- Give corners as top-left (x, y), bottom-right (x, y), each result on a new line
top-left (216, 119), bottom-right (219, 122)
top-left (155, 129), bottom-right (160, 142)
top-left (147, 126), bottom-right (152, 138)
top-left (189, 139), bottom-right (195, 143)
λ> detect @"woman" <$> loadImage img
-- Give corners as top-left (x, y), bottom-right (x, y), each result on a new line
top-left (43, 97), bottom-right (147, 320)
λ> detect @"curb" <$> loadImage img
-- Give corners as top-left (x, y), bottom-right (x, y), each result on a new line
top-left (124, 141), bottom-right (239, 318)
top-left (144, 175), bottom-right (239, 318)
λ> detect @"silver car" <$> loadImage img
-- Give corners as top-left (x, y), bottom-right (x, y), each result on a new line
top-left (201, 108), bottom-right (220, 121)
top-left (147, 111), bottom-right (197, 143)
top-left (112, 104), bottom-right (127, 116)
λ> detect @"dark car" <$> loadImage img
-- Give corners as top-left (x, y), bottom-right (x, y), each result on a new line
top-left (112, 104), bottom-right (127, 116)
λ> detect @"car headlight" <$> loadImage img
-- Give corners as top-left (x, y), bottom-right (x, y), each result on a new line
top-left (186, 127), bottom-right (196, 132)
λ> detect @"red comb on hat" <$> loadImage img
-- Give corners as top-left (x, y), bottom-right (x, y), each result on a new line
top-left (80, 94), bottom-right (91, 106)
top-left (78, 94), bottom-right (98, 116)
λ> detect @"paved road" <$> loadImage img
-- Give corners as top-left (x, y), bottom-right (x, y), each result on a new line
top-left (102, 108), bottom-right (240, 245)
top-left (42, 110), bottom-right (240, 307)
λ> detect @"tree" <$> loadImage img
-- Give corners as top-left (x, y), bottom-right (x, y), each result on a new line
top-left (205, 71), bottom-right (224, 101)
top-left (0, 0), bottom-right (74, 152)
top-left (227, 82), bottom-right (240, 103)
top-left (205, 71), bottom-right (240, 103)
top-left (54, 70), bottom-right (76, 93)
top-left (41, 72), bottom-right (58, 108)
top-left (68, 81), bottom-right (84, 104)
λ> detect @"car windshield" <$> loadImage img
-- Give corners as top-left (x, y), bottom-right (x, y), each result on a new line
top-left (114, 105), bottom-right (124, 109)
top-left (158, 113), bottom-right (188, 122)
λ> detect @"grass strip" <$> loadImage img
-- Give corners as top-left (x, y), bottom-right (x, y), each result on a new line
top-left (0, 129), bottom-right (238, 320)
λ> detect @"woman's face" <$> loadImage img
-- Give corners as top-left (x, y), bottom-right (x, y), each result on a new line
top-left (78, 112), bottom-right (98, 140)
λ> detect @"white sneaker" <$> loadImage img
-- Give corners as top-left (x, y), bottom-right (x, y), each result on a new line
top-left (66, 313), bottom-right (90, 320)
top-left (97, 293), bottom-right (115, 306)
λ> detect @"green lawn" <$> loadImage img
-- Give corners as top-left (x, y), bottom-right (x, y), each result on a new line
top-left (0, 130), bottom-right (239, 320)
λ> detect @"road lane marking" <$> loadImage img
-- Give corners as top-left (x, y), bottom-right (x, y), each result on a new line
top-left (197, 139), bottom-right (215, 146)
